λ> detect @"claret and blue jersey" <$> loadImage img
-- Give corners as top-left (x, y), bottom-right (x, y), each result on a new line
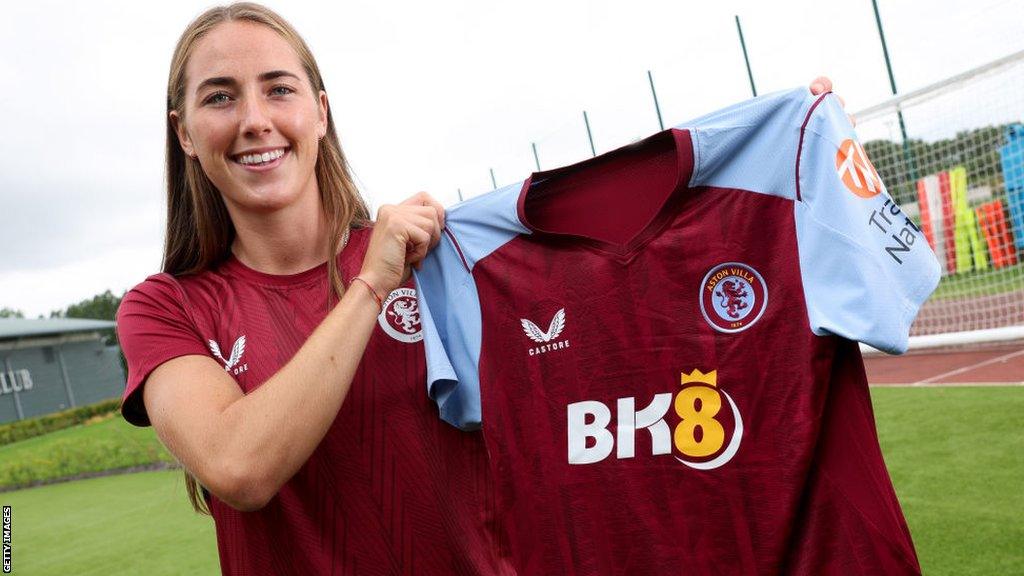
top-left (415, 88), bottom-right (939, 575)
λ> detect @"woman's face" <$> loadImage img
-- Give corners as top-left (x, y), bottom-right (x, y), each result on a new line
top-left (172, 21), bottom-right (327, 214)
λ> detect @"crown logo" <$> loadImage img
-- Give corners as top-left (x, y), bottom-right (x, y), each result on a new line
top-left (680, 369), bottom-right (718, 387)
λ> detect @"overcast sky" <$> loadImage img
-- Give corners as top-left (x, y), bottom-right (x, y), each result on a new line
top-left (2, 0), bottom-right (1022, 317)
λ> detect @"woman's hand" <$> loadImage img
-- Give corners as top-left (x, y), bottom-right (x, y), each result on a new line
top-left (358, 191), bottom-right (446, 296)
top-left (809, 76), bottom-right (855, 127)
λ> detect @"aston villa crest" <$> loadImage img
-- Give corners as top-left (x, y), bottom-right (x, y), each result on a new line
top-left (699, 263), bottom-right (768, 333)
top-left (378, 287), bottom-right (423, 344)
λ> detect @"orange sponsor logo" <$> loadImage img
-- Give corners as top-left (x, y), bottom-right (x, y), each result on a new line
top-left (835, 139), bottom-right (883, 198)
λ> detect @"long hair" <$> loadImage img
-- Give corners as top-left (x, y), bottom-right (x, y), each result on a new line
top-left (164, 2), bottom-right (369, 515)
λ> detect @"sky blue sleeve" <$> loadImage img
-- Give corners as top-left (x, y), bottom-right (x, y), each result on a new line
top-left (414, 237), bottom-right (484, 431)
top-left (413, 181), bottom-right (530, 430)
top-left (795, 94), bottom-right (941, 354)
top-left (685, 87), bottom-right (809, 199)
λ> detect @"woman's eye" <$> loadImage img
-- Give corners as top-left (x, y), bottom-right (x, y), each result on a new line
top-left (271, 85), bottom-right (295, 96)
top-left (203, 92), bottom-right (231, 105)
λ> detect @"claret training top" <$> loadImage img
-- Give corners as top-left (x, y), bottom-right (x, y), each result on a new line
top-left (415, 88), bottom-right (940, 575)
top-left (117, 227), bottom-right (512, 576)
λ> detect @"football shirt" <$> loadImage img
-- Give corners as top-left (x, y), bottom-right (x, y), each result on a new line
top-left (118, 228), bottom-right (512, 576)
top-left (415, 88), bottom-right (940, 575)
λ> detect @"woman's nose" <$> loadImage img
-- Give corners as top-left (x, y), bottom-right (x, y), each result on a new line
top-left (239, 94), bottom-right (272, 137)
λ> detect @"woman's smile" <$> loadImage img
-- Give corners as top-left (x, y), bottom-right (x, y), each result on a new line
top-left (232, 146), bottom-right (290, 172)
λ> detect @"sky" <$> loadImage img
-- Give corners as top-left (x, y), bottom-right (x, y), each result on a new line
top-left (1, 0), bottom-right (1022, 317)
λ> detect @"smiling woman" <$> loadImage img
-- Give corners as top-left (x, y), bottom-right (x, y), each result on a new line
top-left (173, 26), bottom-right (327, 217)
top-left (115, 3), bottom-right (514, 576)
top-left (163, 8), bottom-right (359, 293)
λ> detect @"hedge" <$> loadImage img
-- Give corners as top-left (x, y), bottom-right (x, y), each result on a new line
top-left (0, 398), bottom-right (121, 447)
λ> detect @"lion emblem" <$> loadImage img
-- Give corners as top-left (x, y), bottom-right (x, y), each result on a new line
top-left (715, 280), bottom-right (750, 319)
top-left (387, 298), bottom-right (420, 334)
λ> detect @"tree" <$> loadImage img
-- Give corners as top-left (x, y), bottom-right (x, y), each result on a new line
top-left (863, 122), bottom-right (1014, 207)
top-left (0, 307), bottom-right (25, 318)
top-left (50, 290), bottom-right (122, 322)
top-left (50, 290), bottom-right (124, 348)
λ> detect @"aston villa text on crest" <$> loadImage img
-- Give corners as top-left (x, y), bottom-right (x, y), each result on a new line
top-left (705, 267), bottom-right (755, 293)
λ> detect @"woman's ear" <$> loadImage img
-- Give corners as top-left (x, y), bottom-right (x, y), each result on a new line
top-left (170, 110), bottom-right (196, 157)
top-left (317, 90), bottom-right (329, 139)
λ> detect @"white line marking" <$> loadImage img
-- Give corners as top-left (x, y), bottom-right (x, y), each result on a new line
top-left (871, 382), bottom-right (1024, 388)
top-left (911, 348), bottom-right (1024, 385)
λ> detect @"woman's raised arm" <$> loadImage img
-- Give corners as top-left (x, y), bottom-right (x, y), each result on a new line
top-left (143, 193), bottom-right (444, 512)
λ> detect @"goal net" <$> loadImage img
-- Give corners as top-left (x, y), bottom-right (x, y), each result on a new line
top-left (853, 49), bottom-right (1024, 349)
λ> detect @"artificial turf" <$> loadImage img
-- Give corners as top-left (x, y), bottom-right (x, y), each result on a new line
top-left (930, 263), bottom-right (1024, 300)
top-left (872, 385), bottom-right (1024, 575)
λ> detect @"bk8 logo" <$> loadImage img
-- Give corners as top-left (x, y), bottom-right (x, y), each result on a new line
top-left (566, 369), bottom-right (744, 470)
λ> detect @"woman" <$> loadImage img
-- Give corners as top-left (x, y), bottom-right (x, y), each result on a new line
top-left (117, 4), bottom-right (508, 574)
top-left (117, 3), bottom-right (844, 574)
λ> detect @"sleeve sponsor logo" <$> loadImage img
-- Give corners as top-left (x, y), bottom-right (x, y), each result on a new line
top-left (834, 139), bottom-right (923, 265)
top-left (378, 287), bottom-right (423, 343)
top-left (567, 369), bottom-right (743, 470)
top-left (868, 197), bottom-right (921, 265)
top-left (836, 138), bottom-right (883, 198)
top-left (700, 263), bottom-right (768, 333)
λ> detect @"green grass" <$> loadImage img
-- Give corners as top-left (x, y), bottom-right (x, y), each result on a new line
top-left (0, 414), bottom-right (174, 490)
top-left (0, 470), bottom-right (219, 575)
top-left (931, 263), bottom-right (1024, 299)
top-left (872, 386), bottom-right (1024, 575)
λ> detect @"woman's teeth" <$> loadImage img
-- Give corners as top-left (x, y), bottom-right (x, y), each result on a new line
top-left (237, 149), bottom-right (285, 165)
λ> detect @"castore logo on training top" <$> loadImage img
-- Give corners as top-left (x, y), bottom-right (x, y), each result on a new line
top-left (209, 335), bottom-right (249, 376)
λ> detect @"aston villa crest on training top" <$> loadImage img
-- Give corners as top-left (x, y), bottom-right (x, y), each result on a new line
top-left (378, 287), bottom-right (423, 343)
top-left (699, 262), bottom-right (768, 333)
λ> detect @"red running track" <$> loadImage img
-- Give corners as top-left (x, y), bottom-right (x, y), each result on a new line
top-left (864, 341), bottom-right (1024, 385)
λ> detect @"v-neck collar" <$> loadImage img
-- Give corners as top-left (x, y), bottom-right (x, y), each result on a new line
top-left (514, 128), bottom-right (694, 260)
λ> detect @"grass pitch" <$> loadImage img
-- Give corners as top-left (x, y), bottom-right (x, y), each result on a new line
top-left (872, 385), bottom-right (1024, 575)
top-left (930, 263), bottom-right (1023, 299)
top-left (0, 470), bottom-right (218, 575)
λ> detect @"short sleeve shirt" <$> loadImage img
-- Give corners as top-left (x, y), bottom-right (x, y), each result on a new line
top-left (414, 89), bottom-right (938, 574)
top-left (118, 227), bottom-right (512, 576)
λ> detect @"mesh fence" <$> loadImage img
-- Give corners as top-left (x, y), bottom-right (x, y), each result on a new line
top-left (467, 52), bottom-right (1024, 341)
top-left (853, 50), bottom-right (1024, 337)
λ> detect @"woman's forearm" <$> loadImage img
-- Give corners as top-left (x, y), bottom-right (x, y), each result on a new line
top-left (216, 282), bottom-right (382, 508)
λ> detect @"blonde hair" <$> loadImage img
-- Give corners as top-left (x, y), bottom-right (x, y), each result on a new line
top-left (164, 2), bottom-right (369, 515)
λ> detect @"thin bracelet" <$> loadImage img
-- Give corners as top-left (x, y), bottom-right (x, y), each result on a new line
top-left (351, 276), bottom-right (384, 312)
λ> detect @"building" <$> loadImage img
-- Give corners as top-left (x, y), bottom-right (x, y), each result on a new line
top-left (0, 318), bottom-right (125, 424)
